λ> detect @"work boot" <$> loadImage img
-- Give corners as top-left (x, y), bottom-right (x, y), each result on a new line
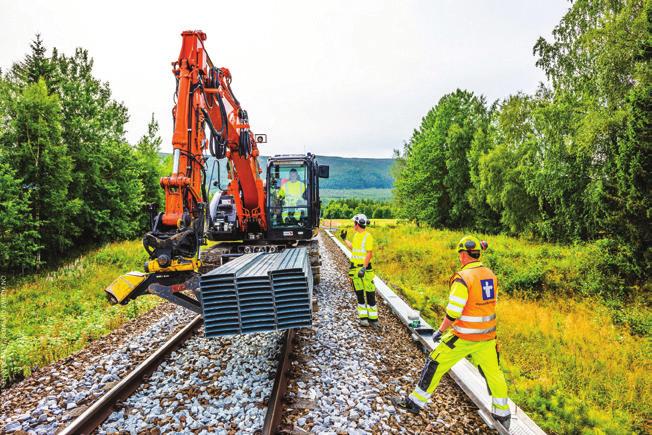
top-left (390, 396), bottom-right (421, 415)
top-left (358, 318), bottom-right (369, 327)
top-left (369, 320), bottom-right (380, 329)
top-left (492, 414), bottom-right (511, 431)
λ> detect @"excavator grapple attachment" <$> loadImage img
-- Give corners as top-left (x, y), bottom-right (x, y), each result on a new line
top-left (105, 269), bottom-right (203, 314)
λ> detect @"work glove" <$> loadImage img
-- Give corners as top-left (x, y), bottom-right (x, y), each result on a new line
top-left (357, 267), bottom-right (366, 278)
top-left (339, 230), bottom-right (347, 240)
top-left (432, 330), bottom-right (443, 343)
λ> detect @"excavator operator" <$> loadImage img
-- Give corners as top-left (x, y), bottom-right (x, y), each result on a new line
top-left (278, 168), bottom-right (306, 222)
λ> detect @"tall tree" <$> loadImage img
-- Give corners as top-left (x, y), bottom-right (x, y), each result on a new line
top-left (10, 34), bottom-right (54, 87)
top-left (394, 90), bottom-right (487, 228)
top-left (49, 48), bottom-right (143, 242)
top-left (135, 114), bottom-right (165, 230)
top-left (533, 0), bottom-right (650, 267)
top-left (0, 35), bottom-right (150, 272)
top-left (0, 79), bottom-right (79, 265)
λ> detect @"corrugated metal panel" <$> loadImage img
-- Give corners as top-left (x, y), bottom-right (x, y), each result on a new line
top-left (200, 248), bottom-right (313, 337)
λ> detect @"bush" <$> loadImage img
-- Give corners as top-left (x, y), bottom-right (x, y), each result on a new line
top-left (577, 239), bottom-right (640, 300)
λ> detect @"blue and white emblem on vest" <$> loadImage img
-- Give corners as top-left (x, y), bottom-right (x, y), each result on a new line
top-left (480, 279), bottom-right (495, 300)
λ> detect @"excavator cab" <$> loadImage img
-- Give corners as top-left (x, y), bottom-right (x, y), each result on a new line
top-left (266, 153), bottom-right (328, 241)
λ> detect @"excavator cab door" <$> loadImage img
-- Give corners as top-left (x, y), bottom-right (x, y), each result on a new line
top-left (266, 154), bottom-right (326, 241)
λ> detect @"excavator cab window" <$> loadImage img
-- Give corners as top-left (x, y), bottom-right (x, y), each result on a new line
top-left (267, 162), bottom-right (310, 229)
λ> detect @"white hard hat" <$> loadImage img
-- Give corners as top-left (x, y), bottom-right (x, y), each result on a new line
top-left (352, 214), bottom-right (369, 227)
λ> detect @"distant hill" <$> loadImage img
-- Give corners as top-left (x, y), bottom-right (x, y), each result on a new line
top-left (162, 153), bottom-right (395, 191)
top-left (309, 155), bottom-right (394, 189)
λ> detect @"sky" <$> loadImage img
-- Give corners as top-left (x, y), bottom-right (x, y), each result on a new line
top-left (0, 0), bottom-right (569, 158)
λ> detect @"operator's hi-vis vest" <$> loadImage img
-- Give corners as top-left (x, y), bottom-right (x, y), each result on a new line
top-left (450, 265), bottom-right (498, 341)
top-left (351, 231), bottom-right (373, 266)
top-left (280, 180), bottom-right (305, 205)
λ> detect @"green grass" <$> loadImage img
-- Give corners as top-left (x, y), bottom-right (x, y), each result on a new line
top-left (320, 188), bottom-right (393, 201)
top-left (0, 240), bottom-right (160, 386)
top-left (332, 220), bottom-right (651, 434)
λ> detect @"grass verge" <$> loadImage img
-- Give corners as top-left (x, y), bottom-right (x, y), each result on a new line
top-left (329, 220), bottom-right (651, 434)
top-left (0, 240), bottom-right (159, 386)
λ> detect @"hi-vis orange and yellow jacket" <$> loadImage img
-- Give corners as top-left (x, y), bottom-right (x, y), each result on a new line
top-left (446, 262), bottom-right (498, 341)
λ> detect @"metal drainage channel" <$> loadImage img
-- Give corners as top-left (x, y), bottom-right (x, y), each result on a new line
top-left (324, 229), bottom-right (546, 435)
top-left (59, 316), bottom-right (204, 435)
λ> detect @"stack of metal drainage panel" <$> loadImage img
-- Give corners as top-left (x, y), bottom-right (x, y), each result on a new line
top-left (199, 247), bottom-right (313, 337)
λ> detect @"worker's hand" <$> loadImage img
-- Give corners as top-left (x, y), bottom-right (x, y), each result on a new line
top-left (339, 230), bottom-right (347, 240)
top-left (432, 330), bottom-right (443, 343)
top-left (357, 267), bottom-right (366, 278)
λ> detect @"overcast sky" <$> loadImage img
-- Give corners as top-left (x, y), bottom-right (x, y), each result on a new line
top-left (0, 0), bottom-right (569, 158)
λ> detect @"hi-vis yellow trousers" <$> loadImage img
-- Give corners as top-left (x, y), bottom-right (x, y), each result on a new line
top-left (348, 265), bottom-right (377, 321)
top-left (409, 331), bottom-right (510, 417)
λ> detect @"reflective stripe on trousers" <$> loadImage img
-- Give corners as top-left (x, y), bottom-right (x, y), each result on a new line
top-left (408, 386), bottom-right (431, 408)
top-left (367, 304), bottom-right (378, 320)
top-left (357, 304), bottom-right (368, 319)
top-left (492, 397), bottom-right (510, 416)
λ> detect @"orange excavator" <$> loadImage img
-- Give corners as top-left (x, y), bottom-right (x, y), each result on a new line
top-left (105, 30), bottom-right (328, 312)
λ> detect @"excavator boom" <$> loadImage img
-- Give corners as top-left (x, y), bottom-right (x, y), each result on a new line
top-left (105, 30), bottom-right (328, 322)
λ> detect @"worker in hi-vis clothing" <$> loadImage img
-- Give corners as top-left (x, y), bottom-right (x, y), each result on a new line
top-left (340, 214), bottom-right (378, 328)
top-left (391, 235), bottom-right (511, 430)
top-left (278, 168), bottom-right (306, 222)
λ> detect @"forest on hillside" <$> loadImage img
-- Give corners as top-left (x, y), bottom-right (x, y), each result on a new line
top-left (202, 155), bottom-right (395, 192)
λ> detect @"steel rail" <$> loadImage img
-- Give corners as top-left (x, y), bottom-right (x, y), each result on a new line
top-left (261, 329), bottom-right (295, 435)
top-left (323, 228), bottom-right (545, 435)
top-left (59, 315), bottom-right (203, 435)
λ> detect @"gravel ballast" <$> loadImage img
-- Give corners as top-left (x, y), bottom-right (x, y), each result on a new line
top-left (2, 231), bottom-right (488, 434)
top-left (0, 303), bottom-right (195, 434)
top-left (97, 330), bottom-right (283, 434)
top-left (280, 232), bottom-right (488, 434)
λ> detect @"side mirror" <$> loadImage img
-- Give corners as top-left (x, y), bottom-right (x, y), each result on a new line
top-left (318, 165), bottom-right (330, 178)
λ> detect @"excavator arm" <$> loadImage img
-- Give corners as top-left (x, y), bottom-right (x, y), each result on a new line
top-left (106, 30), bottom-right (267, 305)
top-left (161, 31), bottom-right (266, 235)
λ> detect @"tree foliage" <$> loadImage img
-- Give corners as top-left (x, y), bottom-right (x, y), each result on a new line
top-left (322, 199), bottom-right (394, 219)
top-left (135, 114), bottom-right (165, 230)
top-left (394, 89), bottom-right (488, 228)
top-left (0, 36), bottom-right (163, 272)
top-left (0, 163), bottom-right (40, 271)
top-left (393, 0), bottom-right (651, 280)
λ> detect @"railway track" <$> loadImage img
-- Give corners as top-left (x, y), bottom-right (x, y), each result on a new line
top-left (19, 230), bottom-right (544, 434)
top-left (322, 228), bottom-right (545, 435)
top-left (58, 322), bottom-right (293, 434)
top-left (59, 316), bottom-right (204, 435)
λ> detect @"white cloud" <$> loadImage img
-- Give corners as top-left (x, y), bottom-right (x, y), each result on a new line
top-left (0, 0), bottom-right (569, 157)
